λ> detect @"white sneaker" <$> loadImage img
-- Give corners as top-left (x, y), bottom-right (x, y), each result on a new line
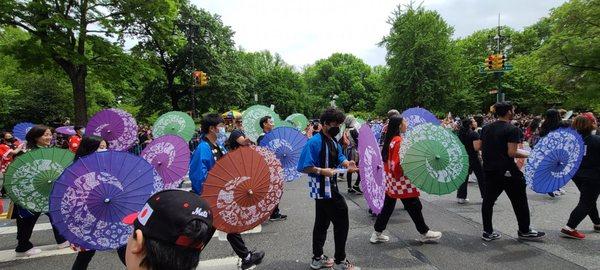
top-left (457, 198), bottom-right (469, 204)
top-left (15, 247), bottom-right (42, 257)
top-left (369, 231), bottom-right (389, 244)
top-left (420, 230), bottom-right (442, 243)
top-left (558, 189), bottom-right (566, 195)
top-left (56, 241), bottom-right (70, 249)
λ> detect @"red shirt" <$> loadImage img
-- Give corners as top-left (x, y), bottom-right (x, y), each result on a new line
top-left (68, 135), bottom-right (82, 153)
top-left (384, 136), bottom-right (420, 199)
top-left (0, 141), bottom-right (21, 173)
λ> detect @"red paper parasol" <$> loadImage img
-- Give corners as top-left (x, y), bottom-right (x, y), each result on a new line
top-left (201, 146), bottom-right (283, 233)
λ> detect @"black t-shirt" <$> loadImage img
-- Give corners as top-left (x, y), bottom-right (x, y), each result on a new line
top-left (459, 130), bottom-right (480, 160)
top-left (481, 120), bottom-right (523, 172)
top-left (575, 134), bottom-right (600, 179)
top-left (227, 129), bottom-right (245, 151)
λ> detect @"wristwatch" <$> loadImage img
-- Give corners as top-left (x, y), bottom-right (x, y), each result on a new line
top-left (316, 168), bottom-right (322, 175)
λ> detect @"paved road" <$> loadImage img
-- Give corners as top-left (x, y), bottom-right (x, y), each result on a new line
top-left (0, 174), bottom-right (598, 270)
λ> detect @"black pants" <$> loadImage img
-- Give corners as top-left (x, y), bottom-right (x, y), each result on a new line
top-left (270, 204), bottom-right (280, 218)
top-left (457, 158), bottom-right (485, 199)
top-left (567, 177), bottom-right (600, 229)
top-left (482, 170), bottom-right (530, 233)
top-left (227, 233), bottom-right (250, 259)
top-left (15, 208), bottom-right (66, 252)
top-left (312, 193), bottom-right (349, 263)
top-left (374, 195), bottom-right (429, 234)
top-left (346, 172), bottom-right (361, 190)
top-left (71, 246), bottom-right (126, 270)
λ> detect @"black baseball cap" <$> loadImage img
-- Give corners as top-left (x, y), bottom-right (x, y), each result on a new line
top-left (122, 190), bottom-right (213, 250)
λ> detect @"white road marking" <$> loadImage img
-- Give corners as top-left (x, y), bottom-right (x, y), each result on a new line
top-left (0, 222), bottom-right (53, 235)
top-left (213, 225), bottom-right (262, 240)
top-left (0, 244), bottom-right (76, 263)
top-left (0, 223), bottom-right (262, 237)
top-left (197, 256), bottom-right (239, 269)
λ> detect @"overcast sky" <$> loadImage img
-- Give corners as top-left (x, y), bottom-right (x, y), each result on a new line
top-left (192, 0), bottom-right (566, 67)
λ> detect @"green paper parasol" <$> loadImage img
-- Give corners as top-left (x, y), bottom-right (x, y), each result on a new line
top-left (400, 123), bottom-right (469, 195)
top-left (4, 148), bottom-right (74, 212)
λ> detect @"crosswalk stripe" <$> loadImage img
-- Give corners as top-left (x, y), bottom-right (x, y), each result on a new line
top-left (213, 225), bottom-right (262, 240)
top-left (197, 256), bottom-right (239, 269)
top-left (0, 222), bottom-right (53, 235)
top-left (0, 244), bottom-right (76, 263)
top-left (0, 224), bottom-right (262, 263)
top-left (0, 223), bottom-right (262, 237)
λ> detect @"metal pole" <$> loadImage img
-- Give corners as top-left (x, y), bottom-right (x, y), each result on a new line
top-left (189, 25), bottom-right (197, 119)
top-left (496, 14), bottom-right (504, 103)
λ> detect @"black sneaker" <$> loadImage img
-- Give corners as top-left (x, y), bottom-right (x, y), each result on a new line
top-left (518, 229), bottom-right (545, 240)
top-left (481, 231), bottom-right (502, 242)
top-left (269, 213), bottom-right (287, 221)
top-left (352, 185), bottom-right (363, 195)
top-left (347, 188), bottom-right (356, 194)
top-left (547, 192), bottom-right (555, 198)
top-left (241, 250), bottom-right (265, 270)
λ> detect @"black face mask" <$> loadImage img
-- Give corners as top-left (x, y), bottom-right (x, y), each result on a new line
top-left (5, 138), bottom-right (15, 143)
top-left (327, 126), bottom-right (340, 138)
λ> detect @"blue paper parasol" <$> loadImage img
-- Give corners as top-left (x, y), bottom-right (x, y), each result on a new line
top-left (258, 127), bottom-right (307, 182)
top-left (13, 122), bottom-right (35, 142)
top-left (49, 151), bottom-right (158, 251)
top-left (525, 127), bottom-right (585, 193)
top-left (371, 123), bottom-right (383, 142)
top-left (401, 107), bottom-right (441, 130)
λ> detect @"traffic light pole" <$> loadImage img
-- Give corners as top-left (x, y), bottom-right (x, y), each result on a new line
top-left (496, 72), bottom-right (504, 102)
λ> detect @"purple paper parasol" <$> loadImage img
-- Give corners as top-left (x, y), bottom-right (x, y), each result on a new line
top-left (358, 125), bottom-right (386, 214)
top-left (56, 126), bottom-right (76, 135)
top-left (85, 109), bottom-right (138, 151)
top-left (49, 151), bottom-right (157, 251)
top-left (401, 107), bottom-right (441, 130)
top-left (141, 135), bottom-right (190, 189)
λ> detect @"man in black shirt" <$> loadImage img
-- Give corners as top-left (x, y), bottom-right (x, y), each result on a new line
top-left (257, 115), bottom-right (288, 221)
top-left (227, 116), bottom-right (252, 151)
top-left (480, 102), bottom-right (545, 241)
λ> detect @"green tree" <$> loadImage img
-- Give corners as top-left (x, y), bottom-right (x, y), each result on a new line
top-left (536, 0), bottom-right (600, 111)
top-left (303, 53), bottom-right (380, 114)
top-left (132, 1), bottom-right (247, 117)
top-left (380, 3), bottom-right (461, 114)
top-left (0, 0), bottom-right (178, 124)
top-left (236, 50), bottom-right (321, 118)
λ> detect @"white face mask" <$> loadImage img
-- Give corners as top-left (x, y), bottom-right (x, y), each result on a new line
top-left (218, 127), bottom-right (226, 135)
top-left (97, 148), bottom-right (108, 152)
top-left (592, 130), bottom-right (597, 135)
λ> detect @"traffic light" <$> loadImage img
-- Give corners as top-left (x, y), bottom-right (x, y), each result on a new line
top-left (192, 71), bottom-right (208, 87)
top-left (199, 71), bottom-right (208, 87)
top-left (485, 54), bottom-right (495, 70)
top-left (500, 54), bottom-right (506, 69)
top-left (492, 54), bottom-right (503, 70)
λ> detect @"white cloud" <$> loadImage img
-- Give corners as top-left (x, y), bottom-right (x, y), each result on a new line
top-left (192, 0), bottom-right (566, 67)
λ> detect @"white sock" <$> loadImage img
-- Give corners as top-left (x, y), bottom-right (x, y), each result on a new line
top-left (245, 253), bottom-right (251, 260)
top-left (564, 226), bottom-right (574, 231)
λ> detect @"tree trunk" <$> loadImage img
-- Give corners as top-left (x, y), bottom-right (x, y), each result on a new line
top-left (167, 76), bottom-right (180, 110)
top-left (69, 66), bottom-right (88, 126)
